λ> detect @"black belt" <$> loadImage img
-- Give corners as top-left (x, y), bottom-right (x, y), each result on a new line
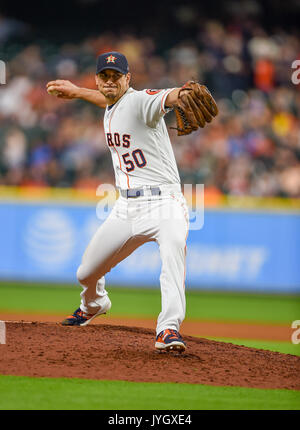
top-left (120, 187), bottom-right (161, 198)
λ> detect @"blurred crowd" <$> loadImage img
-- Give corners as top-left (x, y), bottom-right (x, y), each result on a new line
top-left (0, 13), bottom-right (300, 197)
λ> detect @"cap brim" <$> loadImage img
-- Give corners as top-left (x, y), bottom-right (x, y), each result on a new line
top-left (96, 66), bottom-right (127, 75)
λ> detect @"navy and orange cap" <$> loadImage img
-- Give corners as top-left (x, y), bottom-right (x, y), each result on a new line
top-left (96, 51), bottom-right (129, 75)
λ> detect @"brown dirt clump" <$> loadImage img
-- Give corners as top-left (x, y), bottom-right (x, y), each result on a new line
top-left (0, 321), bottom-right (299, 390)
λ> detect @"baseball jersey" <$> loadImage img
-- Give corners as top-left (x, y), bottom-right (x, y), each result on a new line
top-left (103, 87), bottom-right (181, 189)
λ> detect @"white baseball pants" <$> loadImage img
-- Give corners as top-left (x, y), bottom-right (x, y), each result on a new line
top-left (77, 184), bottom-right (189, 335)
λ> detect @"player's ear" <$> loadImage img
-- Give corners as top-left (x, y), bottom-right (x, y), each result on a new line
top-left (126, 72), bottom-right (131, 84)
top-left (95, 74), bottom-right (99, 86)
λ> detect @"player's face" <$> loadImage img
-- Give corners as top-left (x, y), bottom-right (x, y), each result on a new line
top-left (96, 69), bottom-right (131, 103)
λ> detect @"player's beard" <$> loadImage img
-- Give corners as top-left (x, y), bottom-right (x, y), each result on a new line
top-left (101, 87), bottom-right (119, 103)
top-left (105, 92), bottom-right (118, 102)
top-left (102, 86), bottom-right (128, 104)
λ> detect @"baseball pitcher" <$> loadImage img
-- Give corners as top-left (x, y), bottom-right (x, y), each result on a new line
top-left (47, 51), bottom-right (218, 352)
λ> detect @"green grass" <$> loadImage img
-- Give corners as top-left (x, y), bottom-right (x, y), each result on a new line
top-left (207, 338), bottom-right (300, 357)
top-left (0, 375), bottom-right (299, 410)
top-left (0, 281), bottom-right (299, 324)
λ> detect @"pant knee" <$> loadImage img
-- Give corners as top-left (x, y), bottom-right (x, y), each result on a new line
top-left (77, 263), bottom-right (107, 287)
top-left (76, 264), bottom-right (91, 285)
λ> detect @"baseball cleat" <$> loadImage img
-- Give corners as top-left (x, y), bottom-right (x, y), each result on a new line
top-left (61, 297), bottom-right (111, 326)
top-left (155, 329), bottom-right (186, 352)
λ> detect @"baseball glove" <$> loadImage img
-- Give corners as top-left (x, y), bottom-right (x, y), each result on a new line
top-left (172, 81), bottom-right (218, 136)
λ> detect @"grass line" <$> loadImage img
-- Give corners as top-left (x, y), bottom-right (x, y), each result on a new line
top-left (0, 375), bottom-right (299, 410)
top-left (205, 337), bottom-right (300, 357)
top-left (0, 283), bottom-right (299, 324)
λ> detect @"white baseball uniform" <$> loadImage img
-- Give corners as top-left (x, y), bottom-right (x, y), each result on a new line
top-left (77, 87), bottom-right (189, 335)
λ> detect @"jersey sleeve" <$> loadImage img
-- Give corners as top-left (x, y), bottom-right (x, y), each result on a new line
top-left (135, 88), bottom-right (175, 128)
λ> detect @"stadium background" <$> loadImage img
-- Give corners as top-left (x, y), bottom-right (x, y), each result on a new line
top-left (0, 0), bottom-right (299, 410)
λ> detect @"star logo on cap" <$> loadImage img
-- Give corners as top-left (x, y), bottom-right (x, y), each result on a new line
top-left (106, 55), bottom-right (117, 63)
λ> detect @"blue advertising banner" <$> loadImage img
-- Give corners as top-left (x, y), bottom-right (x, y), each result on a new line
top-left (0, 201), bottom-right (299, 293)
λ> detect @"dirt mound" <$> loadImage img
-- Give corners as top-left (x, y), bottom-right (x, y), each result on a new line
top-left (1, 322), bottom-right (299, 390)
top-left (0, 311), bottom-right (293, 341)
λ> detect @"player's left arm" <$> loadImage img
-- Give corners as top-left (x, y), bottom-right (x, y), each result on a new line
top-left (165, 88), bottom-right (181, 108)
top-left (137, 87), bottom-right (184, 127)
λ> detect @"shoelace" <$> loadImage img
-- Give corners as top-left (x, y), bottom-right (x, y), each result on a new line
top-left (76, 310), bottom-right (87, 318)
top-left (165, 330), bottom-right (182, 340)
top-left (157, 329), bottom-right (182, 341)
top-left (67, 308), bottom-right (87, 319)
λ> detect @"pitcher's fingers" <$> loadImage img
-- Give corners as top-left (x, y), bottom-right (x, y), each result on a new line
top-left (55, 79), bottom-right (70, 85)
top-left (46, 81), bottom-right (60, 87)
top-left (47, 85), bottom-right (60, 92)
top-left (47, 80), bottom-right (67, 87)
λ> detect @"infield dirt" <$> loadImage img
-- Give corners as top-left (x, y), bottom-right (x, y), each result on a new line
top-left (1, 321), bottom-right (299, 390)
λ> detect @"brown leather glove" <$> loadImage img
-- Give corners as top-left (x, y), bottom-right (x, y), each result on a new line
top-left (172, 81), bottom-right (218, 136)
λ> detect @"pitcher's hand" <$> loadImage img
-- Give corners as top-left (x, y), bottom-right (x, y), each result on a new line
top-left (46, 80), bottom-right (80, 99)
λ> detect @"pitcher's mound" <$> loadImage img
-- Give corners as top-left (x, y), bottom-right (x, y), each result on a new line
top-left (1, 321), bottom-right (299, 390)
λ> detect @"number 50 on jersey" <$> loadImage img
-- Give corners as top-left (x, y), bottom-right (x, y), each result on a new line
top-left (106, 132), bottom-right (147, 172)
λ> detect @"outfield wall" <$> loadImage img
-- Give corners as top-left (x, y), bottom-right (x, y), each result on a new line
top-left (0, 193), bottom-right (299, 293)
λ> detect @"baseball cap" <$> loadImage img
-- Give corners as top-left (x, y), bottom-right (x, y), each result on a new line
top-left (96, 51), bottom-right (129, 75)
